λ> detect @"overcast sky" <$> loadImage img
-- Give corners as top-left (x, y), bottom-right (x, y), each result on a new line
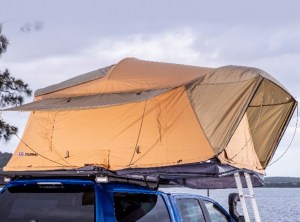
top-left (1, 0), bottom-right (300, 177)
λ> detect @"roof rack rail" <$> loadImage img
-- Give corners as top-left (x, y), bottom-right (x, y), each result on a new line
top-left (0, 163), bottom-right (265, 189)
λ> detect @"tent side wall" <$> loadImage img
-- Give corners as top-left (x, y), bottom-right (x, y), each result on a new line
top-left (247, 79), bottom-right (297, 168)
top-left (4, 87), bottom-right (214, 171)
top-left (219, 78), bottom-right (297, 170)
top-left (185, 66), bottom-right (262, 154)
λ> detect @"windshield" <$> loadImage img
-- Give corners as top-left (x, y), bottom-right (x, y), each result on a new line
top-left (0, 183), bottom-right (95, 222)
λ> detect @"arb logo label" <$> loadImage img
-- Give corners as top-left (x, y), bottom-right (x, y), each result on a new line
top-left (18, 152), bottom-right (38, 157)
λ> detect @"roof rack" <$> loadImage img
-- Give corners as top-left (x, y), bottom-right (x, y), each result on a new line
top-left (0, 166), bottom-right (163, 190)
top-left (1, 162), bottom-right (264, 189)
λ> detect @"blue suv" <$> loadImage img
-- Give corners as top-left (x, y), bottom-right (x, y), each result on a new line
top-left (0, 176), bottom-right (236, 222)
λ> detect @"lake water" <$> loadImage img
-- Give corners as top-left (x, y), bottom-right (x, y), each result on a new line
top-left (161, 187), bottom-right (300, 222)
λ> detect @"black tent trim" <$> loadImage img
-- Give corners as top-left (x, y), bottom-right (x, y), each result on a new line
top-left (1, 159), bottom-right (263, 189)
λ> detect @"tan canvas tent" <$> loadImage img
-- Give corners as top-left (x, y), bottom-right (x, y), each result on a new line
top-left (4, 58), bottom-right (297, 175)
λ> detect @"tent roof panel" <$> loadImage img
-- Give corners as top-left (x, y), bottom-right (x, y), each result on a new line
top-left (35, 65), bottom-right (112, 97)
top-left (34, 58), bottom-right (213, 99)
top-left (34, 58), bottom-right (288, 100)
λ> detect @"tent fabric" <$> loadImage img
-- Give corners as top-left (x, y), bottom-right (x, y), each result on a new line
top-left (4, 58), bottom-right (297, 175)
top-left (245, 79), bottom-right (295, 168)
top-left (35, 58), bottom-right (212, 100)
top-left (34, 65), bottom-right (112, 97)
top-left (7, 89), bottom-right (168, 111)
top-left (6, 87), bottom-right (214, 171)
top-left (218, 114), bottom-right (263, 172)
top-left (186, 70), bottom-right (261, 154)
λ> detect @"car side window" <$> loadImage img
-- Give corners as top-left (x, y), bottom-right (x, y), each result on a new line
top-left (177, 198), bottom-right (205, 222)
top-left (113, 192), bottom-right (171, 222)
top-left (203, 201), bottom-right (229, 222)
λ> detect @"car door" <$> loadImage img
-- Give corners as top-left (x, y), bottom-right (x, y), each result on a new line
top-left (202, 200), bottom-right (231, 222)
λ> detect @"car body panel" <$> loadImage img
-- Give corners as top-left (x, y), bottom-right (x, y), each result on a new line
top-left (0, 178), bottom-right (235, 222)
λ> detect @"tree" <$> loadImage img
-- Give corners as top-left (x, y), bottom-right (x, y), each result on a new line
top-left (0, 23), bottom-right (32, 141)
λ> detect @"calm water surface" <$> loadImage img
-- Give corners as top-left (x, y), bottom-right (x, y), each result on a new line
top-left (161, 187), bottom-right (300, 222)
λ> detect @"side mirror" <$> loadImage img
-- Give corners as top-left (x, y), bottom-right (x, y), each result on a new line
top-left (228, 193), bottom-right (244, 221)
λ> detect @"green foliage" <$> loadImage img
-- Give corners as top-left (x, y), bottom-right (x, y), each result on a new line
top-left (0, 24), bottom-right (32, 142)
top-left (0, 152), bottom-right (12, 184)
top-left (0, 151), bottom-right (12, 170)
top-left (0, 69), bottom-right (32, 107)
top-left (0, 34), bottom-right (9, 54)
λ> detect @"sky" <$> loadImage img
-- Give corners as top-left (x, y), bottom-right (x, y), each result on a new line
top-left (1, 0), bottom-right (300, 177)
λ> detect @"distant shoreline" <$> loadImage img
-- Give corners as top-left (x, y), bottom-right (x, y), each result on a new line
top-left (264, 176), bottom-right (300, 188)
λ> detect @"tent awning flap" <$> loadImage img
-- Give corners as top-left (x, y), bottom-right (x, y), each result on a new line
top-left (7, 89), bottom-right (168, 111)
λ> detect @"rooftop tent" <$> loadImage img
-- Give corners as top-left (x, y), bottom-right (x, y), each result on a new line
top-left (4, 58), bottom-right (297, 178)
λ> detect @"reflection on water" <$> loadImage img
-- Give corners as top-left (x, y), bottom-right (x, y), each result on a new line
top-left (160, 187), bottom-right (300, 222)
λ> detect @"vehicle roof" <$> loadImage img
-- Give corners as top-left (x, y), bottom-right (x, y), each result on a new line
top-left (2, 178), bottom-right (212, 200)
